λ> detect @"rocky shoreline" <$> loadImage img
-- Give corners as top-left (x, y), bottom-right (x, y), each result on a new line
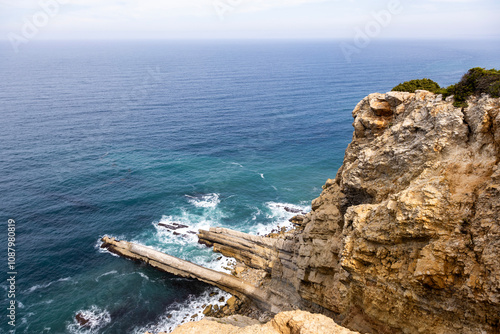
top-left (102, 90), bottom-right (500, 333)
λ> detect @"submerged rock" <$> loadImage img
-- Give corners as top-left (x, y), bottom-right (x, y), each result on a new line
top-left (75, 313), bottom-right (90, 328)
top-left (283, 206), bottom-right (303, 214)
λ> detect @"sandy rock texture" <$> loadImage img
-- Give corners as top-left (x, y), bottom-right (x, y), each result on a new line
top-left (200, 92), bottom-right (500, 333)
top-left (169, 310), bottom-right (359, 334)
top-left (291, 91), bottom-right (500, 333)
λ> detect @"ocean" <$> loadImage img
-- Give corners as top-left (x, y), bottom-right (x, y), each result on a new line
top-left (1, 39), bottom-right (499, 333)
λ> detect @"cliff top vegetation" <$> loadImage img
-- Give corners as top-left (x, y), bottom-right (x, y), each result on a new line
top-left (392, 67), bottom-right (500, 107)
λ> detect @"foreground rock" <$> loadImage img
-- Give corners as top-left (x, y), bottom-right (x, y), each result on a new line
top-left (169, 310), bottom-right (359, 334)
top-left (199, 92), bottom-right (500, 333)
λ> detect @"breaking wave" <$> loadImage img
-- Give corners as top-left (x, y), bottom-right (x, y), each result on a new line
top-left (132, 288), bottom-right (231, 334)
top-left (67, 305), bottom-right (111, 334)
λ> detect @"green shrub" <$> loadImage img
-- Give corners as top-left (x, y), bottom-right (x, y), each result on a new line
top-left (392, 78), bottom-right (442, 94)
top-left (444, 67), bottom-right (500, 107)
top-left (392, 68), bottom-right (500, 108)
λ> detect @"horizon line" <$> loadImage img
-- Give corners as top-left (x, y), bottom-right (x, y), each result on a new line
top-left (1, 36), bottom-right (500, 42)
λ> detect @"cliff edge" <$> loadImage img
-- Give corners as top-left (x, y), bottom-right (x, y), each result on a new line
top-left (284, 91), bottom-right (500, 333)
top-left (120, 90), bottom-right (500, 334)
top-left (200, 91), bottom-right (500, 333)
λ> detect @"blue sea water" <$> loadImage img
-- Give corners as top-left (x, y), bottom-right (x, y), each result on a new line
top-left (1, 39), bottom-right (500, 333)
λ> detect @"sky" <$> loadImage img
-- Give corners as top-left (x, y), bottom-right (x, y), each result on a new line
top-left (0, 0), bottom-right (499, 40)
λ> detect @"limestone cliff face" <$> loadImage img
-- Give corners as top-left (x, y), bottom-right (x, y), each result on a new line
top-left (192, 91), bottom-right (500, 333)
top-left (284, 91), bottom-right (500, 333)
top-left (115, 91), bottom-right (499, 333)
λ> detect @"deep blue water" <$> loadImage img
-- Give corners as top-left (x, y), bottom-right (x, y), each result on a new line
top-left (1, 39), bottom-right (500, 333)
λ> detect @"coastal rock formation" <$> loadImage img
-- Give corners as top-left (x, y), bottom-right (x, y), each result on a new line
top-left (100, 236), bottom-right (291, 313)
top-left (106, 91), bottom-right (499, 333)
top-left (200, 92), bottom-right (500, 333)
top-left (169, 310), bottom-right (359, 334)
top-left (298, 92), bottom-right (500, 333)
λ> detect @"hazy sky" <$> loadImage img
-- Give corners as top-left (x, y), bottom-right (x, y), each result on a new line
top-left (1, 0), bottom-right (499, 40)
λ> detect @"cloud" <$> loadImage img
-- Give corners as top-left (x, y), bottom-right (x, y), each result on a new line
top-left (428, 0), bottom-right (478, 2)
top-left (232, 0), bottom-right (331, 13)
top-left (0, 0), bottom-right (497, 40)
top-left (0, 0), bottom-right (32, 8)
top-left (411, 4), bottom-right (438, 11)
top-left (0, 0), bottom-right (332, 16)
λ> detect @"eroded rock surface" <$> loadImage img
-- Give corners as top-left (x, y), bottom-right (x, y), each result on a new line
top-left (202, 92), bottom-right (500, 333)
top-left (124, 92), bottom-right (499, 334)
top-left (169, 310), bottom-right (359, 334)
top-left (289, 92), bottom-right (500, 333)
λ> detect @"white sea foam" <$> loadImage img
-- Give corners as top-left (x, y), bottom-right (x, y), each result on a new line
top-left (136, 272), bottom-right (150, 281)
top-left (28, 299), bottom-right (54, 308)
top-left (95, 270), bottom-right (118, 282)
top-left (251, 201), bottom-right (310, 236)
top-left (259, 173), bottom-right (265, 179)
top-left (132, 288), bottom-right (232, 334)
top-left (185, 193), bottom-right (220, 208)
top-left (67, 305), bottom-right (111, 334)
top-left (152, 215), bottom-right (208, 246)
top-left (25, 277), bottom-right (73, 294)
top-left (150, 204), bottom-right (226, 243)
top-left (19, 313), bottom-right (35, 332)
top-left (250, 207), bottom-right (262, 221)
top-left (137, 200), bottom-right (307, 273)
top-left (222, 161), bottom-right (244, 168)
top-left (95, 235), bottom-right (126, 257)
top-left (148, 214), bottom-right (233, 274)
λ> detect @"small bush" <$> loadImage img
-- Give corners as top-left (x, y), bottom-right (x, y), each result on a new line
top-left (392, 68), bottom-right (500, 107)
top-left (392, 78), bottom-right (442, 94)
top-left (444, 67), bottom-right (500, 107)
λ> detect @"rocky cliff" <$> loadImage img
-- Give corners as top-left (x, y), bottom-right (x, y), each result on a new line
top-left (116, 91), bottom-right (499, 334)
top-left (200, 91), bottom-right (500, 333)
top-left (169, 311), bottom-right (358, 334)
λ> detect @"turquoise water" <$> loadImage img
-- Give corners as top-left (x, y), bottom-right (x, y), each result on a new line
top-left (1, 40), bottom-right (500, 333)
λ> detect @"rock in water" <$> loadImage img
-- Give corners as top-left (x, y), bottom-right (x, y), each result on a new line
top-left (284, 207), bottom-right (302, 213)
top-left (75, 313), bottom-right (90, 327)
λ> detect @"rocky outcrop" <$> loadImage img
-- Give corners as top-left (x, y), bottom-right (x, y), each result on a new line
top-left (198, 228), bottom-right (285, 272)
top-left (105, 91), bottom-right (500, 333)
top-left (200, 92), bottom-right (500, 333)
top-left (169, 310), bottom-right (359, 334)
top-left (291, 92), bottom-right (500, 333)
top-left (100, 236), bottom-right (289, 313)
